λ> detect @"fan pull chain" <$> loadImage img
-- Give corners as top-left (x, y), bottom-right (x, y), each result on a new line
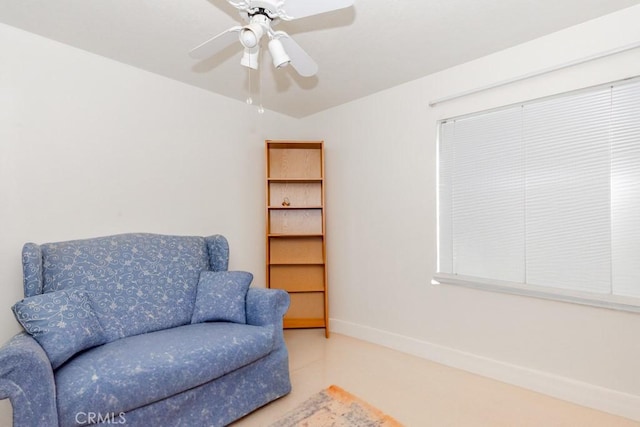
top-left (258, 52), bottom-right (264, 114)
top-left (246, 67), bottom-right (253, 105)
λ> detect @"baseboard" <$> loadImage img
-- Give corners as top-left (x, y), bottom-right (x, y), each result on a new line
top-left (330, 318), bottom-right (640, 422)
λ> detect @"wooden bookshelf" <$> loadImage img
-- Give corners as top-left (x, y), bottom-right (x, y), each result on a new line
top-left (266, 140), bottom-right (329, 337)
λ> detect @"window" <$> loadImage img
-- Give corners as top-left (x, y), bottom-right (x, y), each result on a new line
top-left (436, 78), bottom-right (640, 311)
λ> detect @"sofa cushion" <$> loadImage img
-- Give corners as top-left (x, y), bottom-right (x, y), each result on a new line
top-left (55, 322), bottom-right (276, 426)
top-left (12, 289), bottom-right (108, 369)
top-left (192, 271), bottom-right (253, 325)
top-left (39, 233), bottom-right (210, 341)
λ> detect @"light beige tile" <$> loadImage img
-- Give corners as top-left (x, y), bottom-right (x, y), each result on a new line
top-left (232, 329), bottom-right (640, 427)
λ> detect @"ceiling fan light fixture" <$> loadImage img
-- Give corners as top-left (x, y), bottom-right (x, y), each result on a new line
top-left (268, 38), bottom-right (291, 68)
top-left (239, 22), bottom-right (264, 48)
top-left (240, 47), bottom-right (259, 70)
top-left (190, 0), bottom-right (348, 77)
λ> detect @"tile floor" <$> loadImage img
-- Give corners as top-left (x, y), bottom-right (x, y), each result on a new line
top-left (232, 329), bottom-right (639, 427)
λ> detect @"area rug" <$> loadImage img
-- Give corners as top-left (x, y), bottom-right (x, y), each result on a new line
top-left (268, 385), bottom-right (403, 427)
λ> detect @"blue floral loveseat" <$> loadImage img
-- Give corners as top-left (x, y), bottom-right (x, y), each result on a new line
top-left (0, 233), bottom-right (291, 426)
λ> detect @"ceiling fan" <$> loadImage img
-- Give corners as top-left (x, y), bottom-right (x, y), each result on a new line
top-left (189, 0), bottom-right (355, 77)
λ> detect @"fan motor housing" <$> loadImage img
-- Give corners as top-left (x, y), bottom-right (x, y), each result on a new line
top-left (240, 1), bottom-right (281, 21)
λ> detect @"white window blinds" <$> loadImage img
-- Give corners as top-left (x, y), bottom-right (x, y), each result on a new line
top-left (437, 79), bottom-right (640, 304)
top-left (611, 82), bottom-right (640, 298)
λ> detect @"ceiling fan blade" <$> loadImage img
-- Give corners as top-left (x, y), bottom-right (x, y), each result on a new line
top-left (189, 26), bottom-right (242, 59)
top-left (226, 0), bottom-right (251, 12)
top-left (276, 32), bottom-right (318, 77)
top-left (279, 0), bottom-right (354, 20)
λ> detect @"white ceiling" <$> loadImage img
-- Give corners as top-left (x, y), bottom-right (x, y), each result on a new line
top-left (2, 0), bottom-right (639, 117)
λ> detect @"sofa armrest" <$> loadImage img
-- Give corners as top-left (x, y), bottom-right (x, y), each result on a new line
top-left (246, 288), bottom-right (290, 327)
top-left (0, 333), bottom-right (58, 427)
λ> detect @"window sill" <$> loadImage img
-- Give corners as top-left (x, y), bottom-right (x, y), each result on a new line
top-left (432, 273), bottom-right (640, 314)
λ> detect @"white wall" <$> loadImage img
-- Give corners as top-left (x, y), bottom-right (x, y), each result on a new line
top-left (0, 23), bottom-right (303, 423)
top-left (298, 5), bottom-right (640, 420)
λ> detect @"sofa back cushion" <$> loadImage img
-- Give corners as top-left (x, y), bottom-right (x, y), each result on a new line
top-left (12, 288), bottom-right (108, 369)
top-left (38, 233), bottom-right (209, 341)
top-left (191, 271), bottom-right (253, 325)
